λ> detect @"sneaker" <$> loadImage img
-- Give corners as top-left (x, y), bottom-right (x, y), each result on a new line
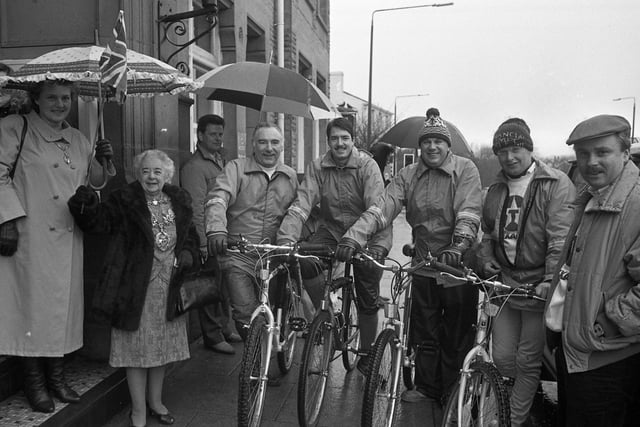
top-left (357, 356), bottom-right (369, 376)
top-left (400, 388), bottom-right (431, 403)
top-left (205, 341), bottom-right (235, 355)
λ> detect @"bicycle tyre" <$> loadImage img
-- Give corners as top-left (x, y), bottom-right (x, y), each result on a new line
top-left (341, 285), bottom-right (360, 371)
top-left (238, 314), bottom-right (269, 427)
top-left (361, 328), bottom-right (400, 427)
top-left (441, 360), bottom-right (511, 427)
top-left (276, 274), bottom-right (298, 374)
top-left (297, 310), bottom-right (334, 427)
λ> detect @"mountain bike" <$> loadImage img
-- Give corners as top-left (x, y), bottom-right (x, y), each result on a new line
top-left (433, 263), bottom-right (545, 427)
top-left (297, 253), bottom-right (363, 426)
top-left (231, 238), bottom-right (332, 427)
top-left (360, 246), bottom-right (431, 427)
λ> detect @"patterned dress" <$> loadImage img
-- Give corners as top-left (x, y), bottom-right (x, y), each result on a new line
top-left (109, 198), bottom-right (190, 368)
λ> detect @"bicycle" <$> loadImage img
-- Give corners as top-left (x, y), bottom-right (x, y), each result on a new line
top-left (432, 262), bottom-right (545, 427)
top-left (297, 252), bottom-right (363, 426)
top-left (231, 238), bottom-right (332, 427)
top-left (360, 246), bottom-right (431, 427)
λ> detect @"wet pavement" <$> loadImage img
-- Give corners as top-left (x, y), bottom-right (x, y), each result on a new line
top-left (104, 211), bottom-right (557, 426)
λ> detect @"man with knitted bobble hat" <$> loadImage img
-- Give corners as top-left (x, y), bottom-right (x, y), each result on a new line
top-left (544, 114), bottom-right (640, 426)
top-left (478, 117), bottom-right (575, 426)
top-left (340, 107), bottom-right (483, 404)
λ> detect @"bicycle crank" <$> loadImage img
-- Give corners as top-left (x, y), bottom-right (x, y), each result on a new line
top-left (289, 317), bottom-right (308, 331)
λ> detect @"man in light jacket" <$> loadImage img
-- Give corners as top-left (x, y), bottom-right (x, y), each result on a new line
top-left (478, 118), bottom-right (575, 426)
top-left (544, 114), bottom-right (640, 426)
top-left (341, 108), bottom-right (482, 403)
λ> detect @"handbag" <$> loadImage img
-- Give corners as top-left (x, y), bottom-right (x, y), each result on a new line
top-left (167, 255), bottom-right (221, 320)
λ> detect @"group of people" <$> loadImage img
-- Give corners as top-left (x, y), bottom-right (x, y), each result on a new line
top-left (1, 75), bottom-right (639, 427)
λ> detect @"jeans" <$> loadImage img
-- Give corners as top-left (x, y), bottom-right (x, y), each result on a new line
top-left (411, 275), bottom-right (477, 399)
top-left (556, 343), bottom-right (640, 427)
top-left (492, 304), bottom-right (545, 425)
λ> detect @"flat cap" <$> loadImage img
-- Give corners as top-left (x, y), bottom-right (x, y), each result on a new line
top-left (566, 114), bottom-right (630, 145)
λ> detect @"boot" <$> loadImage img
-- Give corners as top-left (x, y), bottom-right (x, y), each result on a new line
top-left (22, 357), bottom-right (55, 413)
top-left (44, 357), bottom-right (80, 403)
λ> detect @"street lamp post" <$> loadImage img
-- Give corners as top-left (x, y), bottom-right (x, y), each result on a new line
top-left (367, 2), bottom-right (453, 146)
top-left (613, 96), bottom-right (636, 142)
top-left (394, 93), bottom-right (430, 124)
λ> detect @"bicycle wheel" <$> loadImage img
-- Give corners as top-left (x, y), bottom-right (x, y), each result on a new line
top-left (276, 274), bottom-right (298, 374)
top-left (341, 285), bottom-right (360, 371)
top-left (441, 361), bottom-right (510, 427)
top-left (297, 310), bottom-right (334, 427)
top-left (361, 328), bottom-right (400, 427)
top-left (238, 314), bottom-right (269, 427)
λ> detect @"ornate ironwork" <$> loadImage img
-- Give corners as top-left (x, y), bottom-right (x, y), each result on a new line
top-left (158, 2), bottom-right (219, 75)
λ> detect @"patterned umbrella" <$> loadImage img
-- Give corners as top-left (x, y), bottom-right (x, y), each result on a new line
top-left (196, 61), bottom-right (340, 120)
top-left (0, 45), bottom-right (202, 100)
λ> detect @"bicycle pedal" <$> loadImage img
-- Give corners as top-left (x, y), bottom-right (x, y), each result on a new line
top-left (289, 317), bottom-right (308, 332)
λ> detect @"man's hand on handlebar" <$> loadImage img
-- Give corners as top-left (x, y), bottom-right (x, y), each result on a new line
top-left (335, 237), bottom-right (361, 262)
top-left (481, 260), bottom-right (502, 278)
top-left (207, 232), bottom-right (228, 257)
top-left (535, 280), bottom-right (551, 300)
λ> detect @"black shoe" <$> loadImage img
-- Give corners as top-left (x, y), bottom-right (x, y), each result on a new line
top-left (149, 406), bottom-right (175, 425)
top-left (44, 357), bottom-right (80, 403)
top-left (357, 356), bottom-right (370, 376)
top-left (22, 357), bottom-right (55, 413)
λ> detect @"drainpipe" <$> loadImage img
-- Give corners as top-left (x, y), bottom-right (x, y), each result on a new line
top-left (277, 0), bottom-right (285, 162)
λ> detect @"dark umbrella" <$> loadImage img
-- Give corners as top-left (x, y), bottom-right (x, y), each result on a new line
top-left (379, 116), bottom-right (475, 159)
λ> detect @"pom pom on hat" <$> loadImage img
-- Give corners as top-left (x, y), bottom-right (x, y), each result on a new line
top-left (418, 108), bottom-right (452, 146)
top-left (492, 117), bottom-right (534, 154)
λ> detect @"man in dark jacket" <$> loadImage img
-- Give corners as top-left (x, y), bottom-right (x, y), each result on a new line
top-left (478, 118), bottom-right (575, 426)
top-left (181, 114), bottom-right (240, 354)
top-left (545, 115), bottom-right (640, 426)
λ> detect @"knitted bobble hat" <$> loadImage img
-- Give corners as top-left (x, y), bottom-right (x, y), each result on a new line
top-left (418, 107), bottom-right (452, 146)
top-left (492, 117), bottom-right (533, 154)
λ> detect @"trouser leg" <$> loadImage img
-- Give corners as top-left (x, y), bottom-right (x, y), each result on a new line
top-left (440, 283), bottom-right (477, 395)
top-left (411, 275), bottom-right (444, 399)
top-left (223, 265), bottom-right (259, 341)
top-left (21, 357), bottom-right (54, 413)
top-left (198, 301), bottom-right (226, 346)
top-left (353, 260), bottom-right (382, 352)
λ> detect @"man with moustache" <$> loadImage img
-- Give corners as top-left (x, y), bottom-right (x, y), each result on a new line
top-left (277, 117), bottom-right (392, 374)
top-left (203, 122), bottom-right (300, 338)
top-left (341, 108), bottom-right (482, 403)
top-left (545, 115), bottom-right (640, 426)
top-left (181, 114), bottom-right (241, 354)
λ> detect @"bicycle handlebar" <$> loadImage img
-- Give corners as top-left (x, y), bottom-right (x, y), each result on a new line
top-left (227, 237), bottom-right (333, 258)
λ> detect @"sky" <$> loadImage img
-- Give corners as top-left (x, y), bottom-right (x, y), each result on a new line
top-left (329, 0), bottom-right (640, 156)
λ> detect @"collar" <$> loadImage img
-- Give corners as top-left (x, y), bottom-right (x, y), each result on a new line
top-left (320, 148), bottom-right (360, 169)
top-left (27, 110), bottom-right (74, 143)
top-left (243, 156), bottom-right (296, 179)
top-left (196, 143), bottom-right (224, 166)
top-left (493, 158), bottom-right (555, 184)
top-left (585, 161), bottom-right (640, 213)
top-left (416, 151), bottom-right (455, 177)
top-left (505, 161), bottom-right (536, 180)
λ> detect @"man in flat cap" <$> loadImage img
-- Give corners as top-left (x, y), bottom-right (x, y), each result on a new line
top-left (544, 115), bottom-right (640, 426)
top-left (341, 108), bottom-right (482, 404)
top-left (478, 118), bottom-right (575, 426)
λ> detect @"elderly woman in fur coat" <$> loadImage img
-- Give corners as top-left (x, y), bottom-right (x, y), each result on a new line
top-left (68, 149), bottom-right (199, 427)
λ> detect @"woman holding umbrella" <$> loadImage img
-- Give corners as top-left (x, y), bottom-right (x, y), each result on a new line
top-left (0, 79), bottom-right (113, 413)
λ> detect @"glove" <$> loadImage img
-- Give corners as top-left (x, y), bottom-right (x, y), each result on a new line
top-left (0, 219), bottom-right (18, 256)
top-left (95, 139), bottom-right (114, 164)
top-left (535, 280), bottom-right (551, 300)
top-left (438, 236), bottom-right (472, 268)
top-left (481, 259), bottom-right (501, 278)
top-left (207, 232), bottom-right (227, 257)
top-left (335, 237), bottom-right (361, 262)
top-left (177, 250), bottom-right (193, 273)
top-left (72, 185), bottom-right (99, 207)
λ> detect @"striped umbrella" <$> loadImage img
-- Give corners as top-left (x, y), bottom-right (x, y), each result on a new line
top-left (0, 45), bottom-right (202, 100)
top-left (196, 61), bottom-right (340, 120)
